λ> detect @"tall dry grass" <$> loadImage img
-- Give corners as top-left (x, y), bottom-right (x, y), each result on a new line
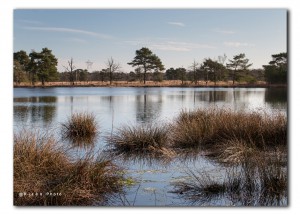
top-left (61, 112), bottom-right (98, 146)
top-left (106, 123), bottom-right (175, 163)
top-left (170, 108), bottom-right (287, 157)
top-left (14, 130), bottom-right (125, 206)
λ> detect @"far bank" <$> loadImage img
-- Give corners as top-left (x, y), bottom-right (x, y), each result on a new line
top-left (13, 80), bottom-right (287, 88)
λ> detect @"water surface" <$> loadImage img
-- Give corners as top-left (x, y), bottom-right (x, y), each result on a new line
top-left (13, 87), bottom-right (287, 206)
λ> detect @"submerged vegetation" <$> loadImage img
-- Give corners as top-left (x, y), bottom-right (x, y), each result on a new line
top-left (14, 130), bottom-right (125, 206)
top-left (172, 149), bottom-right (287, 206)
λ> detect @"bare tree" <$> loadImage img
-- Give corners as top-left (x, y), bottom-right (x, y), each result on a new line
top-left (190, 60), bottom-right (199, 84)
top-left (218, 53), bottom-right (227, 65)
top-left (106, 57), bottom-right (121, 85)
top-left (63, 58), bottom-right (76, 85)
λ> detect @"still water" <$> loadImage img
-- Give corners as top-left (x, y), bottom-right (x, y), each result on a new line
top-left (13, 87), bottom-right (287, 206)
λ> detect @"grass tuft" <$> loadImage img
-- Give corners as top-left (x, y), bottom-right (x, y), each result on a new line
top-left (106, 123), bottom-right (175, 162)
top-left (61, 112), bottom-right (98, 145)
top-left (170, 108), bottom-right (287, 156)
top-left (14, 130), bottom-right (124, 206)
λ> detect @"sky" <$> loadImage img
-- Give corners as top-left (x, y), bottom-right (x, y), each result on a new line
top-left (14, 9), bottom-right (287, 73)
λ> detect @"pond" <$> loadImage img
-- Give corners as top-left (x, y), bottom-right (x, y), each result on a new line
top-left (13, 87), bottom-right (287, 206)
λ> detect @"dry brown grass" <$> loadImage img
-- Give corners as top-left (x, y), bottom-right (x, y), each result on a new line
top-left (106, 123), bottom-right (175, 163)
top-left (61, 112), bottom-right (98, 146)
top-left (14, 130), bottom-right (125, 206)
top-left (170, 108), bottom-right (287, 158)
top-left (14, 80), bottom-right (278, 88)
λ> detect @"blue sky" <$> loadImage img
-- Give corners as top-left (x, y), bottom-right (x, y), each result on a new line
top-left (14, 9), bottom-right (287, 72)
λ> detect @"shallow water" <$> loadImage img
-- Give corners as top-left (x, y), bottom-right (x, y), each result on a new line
top-left (13, 87), bottom-right (287, 206)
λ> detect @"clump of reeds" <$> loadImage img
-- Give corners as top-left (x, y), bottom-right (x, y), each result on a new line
top-left (212, 138), bottom-right (258, 165)
top-left (170, 108), bottom-right (218, 151)
top-left (106, 123), bottom-right (175, 162)
top-left (14, 130), bottom-right (124, 206)
top-left (61, 112), bottom-right (98, 145)
top-left (256, 149), bottom-right (288, 205)
top-left (170, 108), bottom-right (287, 156)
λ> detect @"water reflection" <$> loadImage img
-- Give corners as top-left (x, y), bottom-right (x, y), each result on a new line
top-left (13, 87), bottom-right (288, 206)
top-left (135, 94), bottom-right (163, 123)
top-left (196, 90), bottom-right (227, 102)
top-left (13, 106), bottom-right (30, 122)
top-left (14, 96), bottom-right (57, 126)
top-left (13, 88), bottom-right (287, 129)
top-left (14, 96), bottom-right (57, 103)
top-left (265, 88), bottom-right (287, 109)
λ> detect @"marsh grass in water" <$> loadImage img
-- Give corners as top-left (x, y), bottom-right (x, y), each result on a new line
top-left (14, 130), bottom-right (125, 206)
top-left (106, 123), bottom-right (176, 163)
top-left (61, 112), bottom-right (98, 146)
top-left (170, 108), bottom-right (287, 158)
top-left (14, 107), bottom-right (287, 206)
top-left (170, 108), bottom-right (287, 206)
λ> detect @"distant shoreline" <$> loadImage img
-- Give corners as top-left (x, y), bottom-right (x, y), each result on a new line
top-left (13, 81), bottom-right (287, 88)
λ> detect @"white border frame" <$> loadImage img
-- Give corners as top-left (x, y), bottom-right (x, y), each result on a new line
top-left (2, 1), bottom-right (299, 214)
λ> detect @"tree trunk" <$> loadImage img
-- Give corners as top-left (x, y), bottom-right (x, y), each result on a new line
top-left (233, 68), bottom-right (236, 85)
top-left (143, 67), bottom-right (146, 84)
top-left (110, 71), bottom-right (112, 85)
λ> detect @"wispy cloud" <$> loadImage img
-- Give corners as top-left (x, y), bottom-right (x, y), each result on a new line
top-left (125, 39), bottom-right (216, 51)
top-left (167, 22), bottom-right (185, 27)
top-left (19, 19), bottom-right (43, 25)
top-left (67, 38), bottom-right (87, 44)
top-left (152, 41), bottom-right (216, 51)
top-left (213, 28), bottom-right (236, 34)
top-left (22, 26), bottom-right (112, 39)
top-left (223, 41), bottom-right (255, 47)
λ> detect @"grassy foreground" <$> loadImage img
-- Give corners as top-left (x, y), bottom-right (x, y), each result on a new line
top-left (14, 130), bottom-right (125, 206)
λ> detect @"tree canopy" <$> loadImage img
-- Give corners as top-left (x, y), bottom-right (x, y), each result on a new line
top-left (263, 52), bottom-right (287, 84)
top-left (13, 47), bottom-right (286, 87)
top-left (227, 53), bottom-right (252, 84)
top-left (128, 47), bottom-right (165, 84)
top-left (14, 48), bottom-right (59, 85)
top-left (202, 58), bottom-right (227, 85)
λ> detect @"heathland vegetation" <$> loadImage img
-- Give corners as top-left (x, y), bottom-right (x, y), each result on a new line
top-left (107, 108), bottom-right (287, 205)
top-left (13, 47), bottom-right (287, 87)
top-left (14, 107), bottom-right (287, 205)
top-left (14, 130), bottom-right (125, 206)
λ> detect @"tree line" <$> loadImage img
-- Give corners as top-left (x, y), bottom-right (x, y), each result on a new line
top-left (13, 47), bottom-right (287, 86)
